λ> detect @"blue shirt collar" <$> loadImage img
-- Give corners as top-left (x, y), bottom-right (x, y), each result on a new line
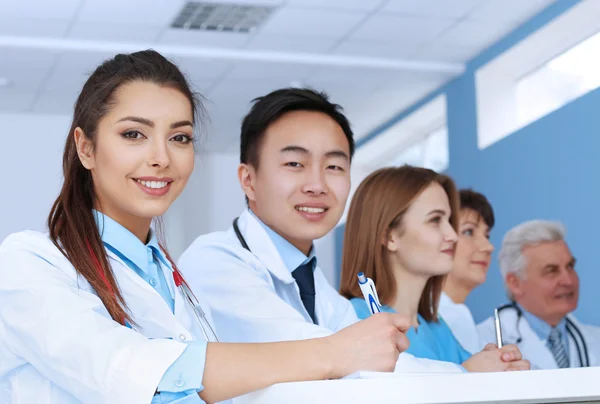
top-left (518, 303), bottom-right (567, 341)
top-left (249, 209), bottom-right (316, 273)
top-left (93, 210), bottom-right (170, 273)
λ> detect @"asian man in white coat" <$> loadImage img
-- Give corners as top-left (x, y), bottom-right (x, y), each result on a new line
top-left (478, 220), bottom-right (600, 369)
top-left (179, 88), bottom-right (525, 373)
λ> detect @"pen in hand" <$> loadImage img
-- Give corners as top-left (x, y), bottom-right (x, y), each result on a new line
top-left (357, 272), bottom-right (382, 315)
top-left (494, 308), bottom-right (504, 348)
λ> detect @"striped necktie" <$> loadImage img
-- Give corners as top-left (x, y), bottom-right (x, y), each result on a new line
top-left (548, 327), bottom-right (569, 368)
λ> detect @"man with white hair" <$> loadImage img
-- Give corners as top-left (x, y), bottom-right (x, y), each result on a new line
top-left (478, 219), bottom-right (600, 369)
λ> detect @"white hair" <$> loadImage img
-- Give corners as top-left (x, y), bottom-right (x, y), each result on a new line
top-left (498, 220), bottom-right (566, 282)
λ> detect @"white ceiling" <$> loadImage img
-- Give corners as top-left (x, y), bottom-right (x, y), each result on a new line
top-left (0, 0), bottom-right (556, 152)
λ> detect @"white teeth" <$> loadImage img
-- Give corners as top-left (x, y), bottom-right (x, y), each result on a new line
top-left (296, 206), bottom-right (325, 214)
top-left (137, 179), bottom-right (168, 189)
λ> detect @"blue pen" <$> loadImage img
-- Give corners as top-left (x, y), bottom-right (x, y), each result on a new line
top-left (357, 272), bottom-right (382, 315)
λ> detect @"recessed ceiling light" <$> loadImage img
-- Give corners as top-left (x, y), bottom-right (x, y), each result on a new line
top-left (0, 78), bottom-right (11, 88)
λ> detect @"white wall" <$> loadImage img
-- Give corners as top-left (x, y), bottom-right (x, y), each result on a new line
top-left (205, 153), bottom-right (246, 232)
top-left (166, 152), bottom-right (245, 259)
top-left (0, 113), bottom-right (70, 243)
top-left (314, 232), bottom-right (337, 286)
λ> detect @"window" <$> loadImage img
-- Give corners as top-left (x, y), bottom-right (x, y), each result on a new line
top-left (352, 94), bottom-right (448, 173)
top-left (475, 1), bottom-right (600, 149)
top-left (389, 126), bottom-right (448, 172)
top-left (516, 29), bottom-right (600, 127)
top-left (340, 95), bottom-right (448, 224)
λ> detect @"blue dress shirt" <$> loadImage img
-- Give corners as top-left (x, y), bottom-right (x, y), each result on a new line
top-left (95, 211), bottom-right (207, 403)
top-left (250, 209), bottom-right (316, 272)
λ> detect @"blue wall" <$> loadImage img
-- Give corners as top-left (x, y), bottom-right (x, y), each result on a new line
top-left (448, 79), bottom-right (600, 326)
top-left (336, 0), bottom-right (600, 325)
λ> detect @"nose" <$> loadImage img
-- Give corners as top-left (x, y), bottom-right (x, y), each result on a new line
top-left (557, 267), bottom-right (576, 287)
top-left (148, 137), bottom-right (170, 168)
top-left (302, 166), bottom-right (328, 195)
top-left (478, 237), bottom-right (494, 253)
top-left (444, 223), bottom-right (458, 243)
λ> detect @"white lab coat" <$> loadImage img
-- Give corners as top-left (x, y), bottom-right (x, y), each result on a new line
top-left (179, 209), bottom-right (462, 373)
top-left (478, 306), bottom-right (600, 369)
top-left (438, 292), bottom-right (484, 354)
top-left (0, 231), bottom-right (214, 404)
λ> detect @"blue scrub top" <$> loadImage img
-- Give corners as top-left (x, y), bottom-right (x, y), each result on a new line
top-left (350, 297), bottom-right (471, 365)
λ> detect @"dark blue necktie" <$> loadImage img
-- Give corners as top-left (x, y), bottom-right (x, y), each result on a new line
top-left (292, 259), bottom-right (317, 324)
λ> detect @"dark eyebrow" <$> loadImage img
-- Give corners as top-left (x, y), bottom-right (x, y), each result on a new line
top-left (117, 117), bottom-right (193, 130)
top-left (326, 150), bottom-right (350, 161)
top-left (569, 257), bottom-right (577, 266)
top-left (281, 145), bottom-right (309, 154)
top-left (117, 116), bottom-right (154, 127)
top-left (171, 120), bottom-right (193, 129)
top-left (280, 146), bottom-right (349, 161)
top-left (427, 209), bottom-right (447, 216)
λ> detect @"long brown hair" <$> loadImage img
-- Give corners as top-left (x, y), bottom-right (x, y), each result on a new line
top-left (339, 165), bottom-right (459, 322)
top-left (48, 50), bottom-right (200, 325)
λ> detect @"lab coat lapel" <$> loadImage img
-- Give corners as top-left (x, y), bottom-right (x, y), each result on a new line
top-left (518, 318), bottom-right (558, 370)
top-left (237, 210), bottom-right (295, 284)
top-left (235, 210), bottom-right (317, 323)
top-left (106, 250), bottom-right (192, 340)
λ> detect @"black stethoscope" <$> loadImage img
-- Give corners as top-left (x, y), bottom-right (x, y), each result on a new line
top-left (233, 217), bottom-right (251, 251)
top-left (497, 302), bottom-right (590, 367)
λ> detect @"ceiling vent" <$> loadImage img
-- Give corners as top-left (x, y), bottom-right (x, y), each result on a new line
top-left (171, 1), bottom-right (276, 33)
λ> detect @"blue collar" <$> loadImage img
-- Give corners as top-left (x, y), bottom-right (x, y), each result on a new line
top-left (518, 303), bottom-right (568, 342)
top-left (93, 210), bottom-right (170, 273)
top-left (249, 209), bottom-right (316, 273)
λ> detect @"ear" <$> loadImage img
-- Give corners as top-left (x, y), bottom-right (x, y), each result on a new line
top-left (384, 228), bottom-right (400, 252)
top-left (505, 272), bottom-right (524, 299)
top-left (238, 163), bottom-right (256, 202)
top-left (74, 127), bottom-right (95, 170)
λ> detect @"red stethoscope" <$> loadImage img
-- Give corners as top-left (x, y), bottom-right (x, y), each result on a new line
top-left (89, 240), bottom-right (219, 342)
top-left (172, 268), bottom-right (219, 342)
